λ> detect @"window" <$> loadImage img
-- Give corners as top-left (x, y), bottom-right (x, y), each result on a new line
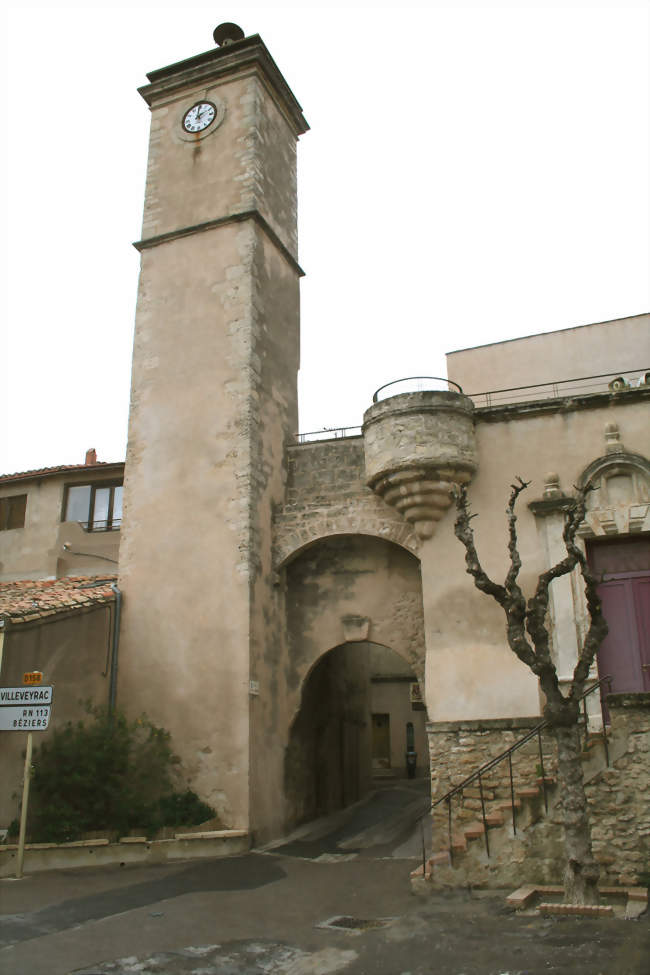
top-left (0, 494), bottom-right (27, 531)
top-left (63, 483), bottom-right (123, 531)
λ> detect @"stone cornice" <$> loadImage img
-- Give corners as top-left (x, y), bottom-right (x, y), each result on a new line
top-left (427, 715), bottom-right (542, 733)
top-left (528, 496), bottom-right (575, 517)
top-left (473, 385), bottom-right (650, 423)
top-left (133, 209), bottom-right (305, 276)
top-left (138, 34), bottom-right (309, 137)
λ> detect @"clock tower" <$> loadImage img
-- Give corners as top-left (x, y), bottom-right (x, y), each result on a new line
top-left (118, 25), bottom-right (308, 837)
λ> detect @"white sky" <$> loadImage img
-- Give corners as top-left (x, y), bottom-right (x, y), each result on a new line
top-left (1, 0), bottom-right (648, 474)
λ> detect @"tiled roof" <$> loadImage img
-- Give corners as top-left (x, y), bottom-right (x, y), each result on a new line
top-left (0, 577), bottom-right (117, 624)
top-left (0, 461), bottom-right (124, 485)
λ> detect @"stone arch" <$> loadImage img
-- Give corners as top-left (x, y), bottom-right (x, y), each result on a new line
top-left (279, 533), bottom-right (427, 830)
top-left (283, 533), bottom-right (426, 698)
top-left (283, 638), bottom-right (427, 830)
top-left (286, 636), bottom-right (422, 735)
top-left (274, 519), bottom-right (420, 571)
top-left (577, 450), bottom-right (650, 537)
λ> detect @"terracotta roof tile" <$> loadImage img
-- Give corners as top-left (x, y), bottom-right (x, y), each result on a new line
top-left (0, 462), bottom-right (124, 486)
top-left (0, 577), bottom-right (117, 624)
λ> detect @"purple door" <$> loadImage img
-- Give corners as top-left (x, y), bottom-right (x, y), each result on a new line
top-left (587, 538), bottom-right (650, 696)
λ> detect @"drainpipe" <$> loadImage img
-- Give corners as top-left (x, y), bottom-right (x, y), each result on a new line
top-left (108, 584), bottom-right (122, 713)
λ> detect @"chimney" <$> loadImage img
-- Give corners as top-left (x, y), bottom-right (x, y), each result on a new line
top-left (85, 448), bottom-right (97, 466)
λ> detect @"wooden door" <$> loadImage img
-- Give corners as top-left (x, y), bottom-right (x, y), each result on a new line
top-left (588, 537), bottom-right (650, 695)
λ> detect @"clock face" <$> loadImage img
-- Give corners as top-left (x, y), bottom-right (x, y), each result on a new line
top-left (182, 102), bottom-right (217, 133)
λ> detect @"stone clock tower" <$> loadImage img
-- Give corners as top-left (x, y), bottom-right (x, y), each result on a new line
top-left (118, 25), bottom-right (308, 837)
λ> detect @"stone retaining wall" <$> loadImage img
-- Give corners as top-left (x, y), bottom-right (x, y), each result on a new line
top-left (425, 694), bottom-right (650, 888)
top-left (427, 717), bottom-right (557, 831)
top-left (585, 693), bottom-right (650, 886)
top-left (0, 829), bottom-right (250, 878)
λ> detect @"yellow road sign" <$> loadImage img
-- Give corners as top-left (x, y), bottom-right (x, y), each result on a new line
top-left (23, 671), bottom-right (43, 685)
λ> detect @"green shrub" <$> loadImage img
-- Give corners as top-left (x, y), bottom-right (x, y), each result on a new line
top-left (155, 790), bottom-right (216, 830)
top-left (23, 707), bottom-right (216, 843)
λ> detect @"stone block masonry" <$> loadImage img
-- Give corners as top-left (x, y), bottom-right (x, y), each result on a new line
top-left (427, 717), bottom-right (557, 834)
top-left (274, 439), bottom-right (420, 568)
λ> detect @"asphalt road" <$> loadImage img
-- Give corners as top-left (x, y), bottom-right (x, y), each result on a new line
top-left (0, 781), bottom-right (647, 975)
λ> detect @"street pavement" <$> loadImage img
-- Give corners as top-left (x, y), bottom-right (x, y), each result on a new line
top-left (0, 780), bottom-right (647, 975)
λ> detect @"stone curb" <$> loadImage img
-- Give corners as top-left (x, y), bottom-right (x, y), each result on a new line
top-left (538, 902), bottom-right (615, 917)
top-left (0, 830), bottom-right (250, 877)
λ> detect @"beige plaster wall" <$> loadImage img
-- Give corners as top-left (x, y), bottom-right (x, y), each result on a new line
top-left (370, 680), bottom-right (428, 775)
top-left (420, 394), bottom-right (650, 722)
top-left (0, 474), bottom-right (122, 581)
top-left (446, 313), bottom-right (649, 394)
top-left (118, 221), bottom-right (266, 828)
top-left (0, 608), bottom-right (112, 825)
top-left (141, 72), bottom-right (298, 253)
top-left (119, 46), bottom-right (302, 834)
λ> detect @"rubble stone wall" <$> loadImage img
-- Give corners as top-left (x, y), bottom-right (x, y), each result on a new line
top-left (427, 717), bottom-right (556, 833)
top-left (585, 694), bottom-right (650, 886)
top-left (274, 439), bottom-right (419, 567)
top-left (426, 694), bottom-right (650, 888)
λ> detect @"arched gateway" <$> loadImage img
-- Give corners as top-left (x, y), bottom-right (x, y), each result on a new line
top-left (279, 534), bottom-right (427, 832)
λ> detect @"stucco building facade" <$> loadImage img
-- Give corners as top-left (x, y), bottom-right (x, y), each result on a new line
top-left (1, 27), bottom-right (649, 858)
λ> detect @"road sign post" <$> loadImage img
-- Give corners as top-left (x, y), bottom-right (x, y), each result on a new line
top-left (16, 732), bottom-right (33, 879)
top-left (0, 681), bottom-right (54, 879)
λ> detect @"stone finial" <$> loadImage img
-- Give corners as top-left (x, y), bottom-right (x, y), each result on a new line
top-left (604, 422), bottom-right (623, 454)
top-left (543, 472), bottom-right (561, 498)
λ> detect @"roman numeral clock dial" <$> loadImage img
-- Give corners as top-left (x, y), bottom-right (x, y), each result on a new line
top-left (182, 101), bottom-right (216, 133)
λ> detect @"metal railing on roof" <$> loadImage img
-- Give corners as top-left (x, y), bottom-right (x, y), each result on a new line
top-left (293, 368), bottom-right (649, 444)
top-left (293, 426), bottom-right (362, 444)
top-left (467, 368), bottom-right (649, 409)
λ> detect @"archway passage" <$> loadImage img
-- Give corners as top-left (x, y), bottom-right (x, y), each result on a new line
top-left (283, 641), bottom-right (427, 830)
top-left (588, 535), bottom-right (650, 695)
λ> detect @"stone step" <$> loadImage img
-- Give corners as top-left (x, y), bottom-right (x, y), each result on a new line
top-left (484, 811), bottom-right (505, 827)
top-left (516, 786), bottom-right (541, 799)
top-left (464, 822), bottom-right (485, 840)
top-left (496, 798), bottom-right (522, 812)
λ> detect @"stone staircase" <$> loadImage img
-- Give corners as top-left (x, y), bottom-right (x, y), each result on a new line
top-left (413, 732), bottom-right (624, 890)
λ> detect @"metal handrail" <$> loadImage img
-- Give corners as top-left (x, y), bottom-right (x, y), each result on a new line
top-left (421, 675), bottom-right (613, 868)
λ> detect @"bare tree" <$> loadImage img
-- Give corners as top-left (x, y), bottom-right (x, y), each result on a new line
top-left (454, 478), bottom-right (608, 905)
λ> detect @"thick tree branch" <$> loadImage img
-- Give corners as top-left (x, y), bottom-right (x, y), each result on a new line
top-left (524, 493), bottom-right (585, 696)
top-left (504, 477), bottom-right (530, 596)
top-left (562, 488), bottom-right (609, 698)
top-left (454, 483), bottom-right (537, 671)
top-left (454, 477), bottom-right (607, 904)
top-left (454, 485), bottom-right (507, 606)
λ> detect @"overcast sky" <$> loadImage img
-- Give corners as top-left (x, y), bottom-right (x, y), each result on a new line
top-left (1, 0), bottom-right (648, 474)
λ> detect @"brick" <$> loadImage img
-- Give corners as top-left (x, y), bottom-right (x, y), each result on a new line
top-left (538, 903), bottom-right (615, 917)
top-left (506, 885), bottom-right (538, 909)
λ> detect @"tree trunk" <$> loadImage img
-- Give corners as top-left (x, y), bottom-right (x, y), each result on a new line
top-left (553, 722), bottom-right (600, 904)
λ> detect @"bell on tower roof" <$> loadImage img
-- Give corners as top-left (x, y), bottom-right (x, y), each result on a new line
top-left (213, 22), bottom-right (245, 46)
